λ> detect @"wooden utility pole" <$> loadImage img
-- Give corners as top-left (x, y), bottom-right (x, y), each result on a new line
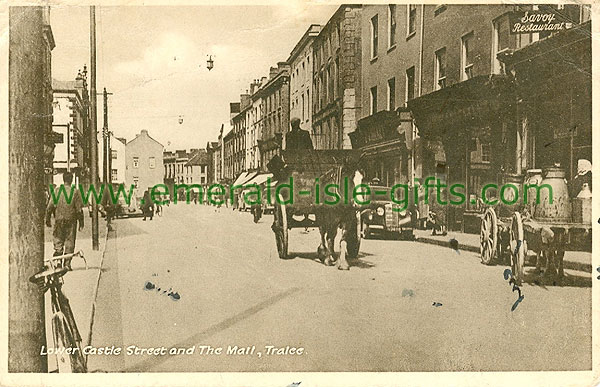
top-left (8, 6), bottom-right (49, 372)
top-left (90, 6), bottom-right (99, 250)
top-left (101, 88), bottom-right (113, 184)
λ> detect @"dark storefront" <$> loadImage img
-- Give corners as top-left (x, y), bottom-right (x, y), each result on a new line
top-left (350, 110), bottom-right (409, 188)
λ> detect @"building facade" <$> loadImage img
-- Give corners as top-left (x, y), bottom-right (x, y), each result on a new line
top-left (288, 24), bottom-right (321, 140)
top-left (256, 63), bottom-right (290, 170)
top-left (125, 129), bottom-right (164, 199)
top-left (354, 4), bottom-right (424, 188)
top-left (312, 5), bottom-right (362, 150)
top-left (51, 75), bottom-right (90, 185)
top-left (248, 79), bottom-right (265, 171)
top-left (109, 133), bottom-right (126, 185)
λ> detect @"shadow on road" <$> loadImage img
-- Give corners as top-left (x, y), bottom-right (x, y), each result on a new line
top-left (524, 268), bottom-right (591, 288)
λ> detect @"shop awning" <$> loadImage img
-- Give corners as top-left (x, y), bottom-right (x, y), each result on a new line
top-left (232, 171), bottom-right (257, 187)
top-left (244, 173), bottom-right (273, 187)
top-left (406, 74), bottom-right (515, 140)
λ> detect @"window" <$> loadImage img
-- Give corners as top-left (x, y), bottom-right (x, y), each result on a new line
top-left (407, 5), bottom-right (417, 37)
top-left (301, 93), bottom-right (305, 121)
top-left (111, 169), bottom-right (117, 182)
top-left (149, 157), bottom-right (156, 169)
top-left (133, 157), bottom-right (139, 168)
top-left (493, 16), bottom-right (510, 74)
top-left (406, 66), bottom-right (415, 102)
top-left (370, 86), bottom-right (378, 115)
top-left (387, 78), bottom-right (396, 111)
top-left (481, 143), bottom-right (491, 162)
top-left (370, 15), bottom-right (379, 59)
top-left (388, 5), bottom-right (397, 48)
top-left (133, 177), bottom-right (139, 188)
top-left (111, 150), bottom-right (117, 159)
top-left (435, 48), bottom-right (446, 90)
top-left (461, 32), bottom-right (474, 80)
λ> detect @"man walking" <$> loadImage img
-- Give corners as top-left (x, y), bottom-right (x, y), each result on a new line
top-left (46, 172), bottom-right (84, 267)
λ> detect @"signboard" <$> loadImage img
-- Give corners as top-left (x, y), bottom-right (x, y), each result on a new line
top-left (509, 11), bottom-right (573, 35)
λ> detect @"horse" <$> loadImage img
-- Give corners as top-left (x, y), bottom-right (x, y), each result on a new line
top-left (315, 167), bottom-right (364, 270)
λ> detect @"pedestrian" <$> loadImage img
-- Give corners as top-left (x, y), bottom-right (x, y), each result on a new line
top-left (142, 190), bottom-right (154, 221)
top-left (45, 172), bottom-right (84, 269)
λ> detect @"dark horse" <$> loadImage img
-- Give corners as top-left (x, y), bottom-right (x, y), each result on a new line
top-left (314, 165), bottom-right (364, 270)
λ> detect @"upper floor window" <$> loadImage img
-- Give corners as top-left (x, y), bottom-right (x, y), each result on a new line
top-left (493, 16), bottom-right (510, 74)
top-left (149, 157), bottom-right (156, 169)
top-left (370, 86), bottom-right (378, 115)
top-left (111, 150), bottom-right (117, 159)
top-left (407, 5), bottom-right (417, 37)
top-left (406, 66), bottom-right (415, 102)
top-left (388, 5), bottom-right (397, 48)
top-left (435, 47), bottom-right (447, 90)
top-left (370, 15), bottom-right (379, 59)
top-left (387, 78), bottom-right (396, 111)
top-left (133, 157), bottom-right (139, 168)
top-left (461, 32), bottom-right (474, 81)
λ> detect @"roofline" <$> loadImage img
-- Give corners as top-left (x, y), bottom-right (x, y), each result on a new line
top-left (286, 24), bottom-right (321, 63)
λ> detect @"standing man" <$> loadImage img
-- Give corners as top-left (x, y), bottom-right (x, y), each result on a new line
top-left (284, 117), bottom-right (314, 150)
top-left (46, 172), bottom-right (84, 267)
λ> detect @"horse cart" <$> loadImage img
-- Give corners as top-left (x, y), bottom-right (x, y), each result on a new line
top-left (480, 168), bottom-right (592, 285)
top-left (267, 150), bottom-right (363, 270)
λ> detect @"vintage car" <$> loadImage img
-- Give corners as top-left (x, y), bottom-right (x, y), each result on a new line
top-left (359, 185), bottom-right (416, 240)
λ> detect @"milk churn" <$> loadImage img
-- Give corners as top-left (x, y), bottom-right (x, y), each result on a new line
top-left (534, 165), bottom-right (572, 222)
top-left (573, 183), bottom-right (592, 224)
top-left (524, 169), bottom-right (543, 217)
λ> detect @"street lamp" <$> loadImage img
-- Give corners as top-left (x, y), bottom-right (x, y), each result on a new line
top-left (206, 55), bottom-right (214, 71)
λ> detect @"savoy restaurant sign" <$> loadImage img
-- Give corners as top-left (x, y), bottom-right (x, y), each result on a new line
top-left (509, 10), bottom-right (573, 34)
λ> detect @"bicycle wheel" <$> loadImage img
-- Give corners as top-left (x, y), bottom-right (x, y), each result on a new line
top-left (58, 291), bottom-right (87, 372)
top-left (52, 313), bottom-right (87, 372)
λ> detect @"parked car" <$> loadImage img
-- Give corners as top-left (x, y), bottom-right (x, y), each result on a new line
top-left (359, 184), bottom-right (416, 240)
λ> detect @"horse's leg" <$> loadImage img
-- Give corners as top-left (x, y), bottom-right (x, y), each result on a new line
top-left (337, 221), bottom-right (350, 271)
top-left (317, 225), bottom-right (328, 262)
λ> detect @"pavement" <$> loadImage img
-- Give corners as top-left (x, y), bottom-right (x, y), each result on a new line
top-left (43, 212), bottom-right (109, 372)
top-left (412, 228), bottom-right (592, 273)
top-left (84, 204), bottom-right (592, 372)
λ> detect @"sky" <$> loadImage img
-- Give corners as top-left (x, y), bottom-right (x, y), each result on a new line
top-left (49, 5), bottom-right (337, 151)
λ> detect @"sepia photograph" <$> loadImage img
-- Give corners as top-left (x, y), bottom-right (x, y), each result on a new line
top-left (4, 1), bottom-right (596, 385)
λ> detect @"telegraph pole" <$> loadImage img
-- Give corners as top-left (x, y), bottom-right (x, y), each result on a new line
top-left (90, 6), bottom-right (99, 250)
top-left (101, 88), bottom-right (113, 184)
top-left (8, 6), bottom-right (49, 372)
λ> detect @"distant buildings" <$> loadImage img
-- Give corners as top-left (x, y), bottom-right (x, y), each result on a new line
top-left (125, 129), bottom-right (164, 198)
top-left (109, 133), bottom-right (126, 185)
top-left (287, 24), bottom-right (321, 145)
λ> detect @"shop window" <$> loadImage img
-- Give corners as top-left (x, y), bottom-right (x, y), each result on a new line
top-left (370, 86), bottom-right (378, 115)
top-left (407, 5), bottom-right (417, 37)
top-left (406, 66), bottom-right (415, 102)
top-left (461, 32), bottom-right (474, 81)
top-left (370, 15), bottom-right (379, 59)
top-left (387, 78), bottom-right (396, 111)
top-left (435, 47), bottom-right (446, 90)
top-left (388, 4), bottom-right (397, 48)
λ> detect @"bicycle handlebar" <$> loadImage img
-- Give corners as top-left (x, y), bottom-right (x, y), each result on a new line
top-left (44, 250), bottom-right (87, 270)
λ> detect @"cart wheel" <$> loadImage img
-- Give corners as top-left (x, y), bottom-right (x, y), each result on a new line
top-left (273, 202), bottom-right (289, 259)
top-left (510, 211), bottom-right (525, 285)
top-left (346, 211), bottom-right (362, 259)
top-left (480, 207), bottom-right (498, 265)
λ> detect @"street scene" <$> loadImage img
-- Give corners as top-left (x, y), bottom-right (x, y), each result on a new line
top-left (7, 2), bottom-right (594, 380)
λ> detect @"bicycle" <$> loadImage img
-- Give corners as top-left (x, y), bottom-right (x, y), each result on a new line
top-left (29, 250), bottom-right (88, 373)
